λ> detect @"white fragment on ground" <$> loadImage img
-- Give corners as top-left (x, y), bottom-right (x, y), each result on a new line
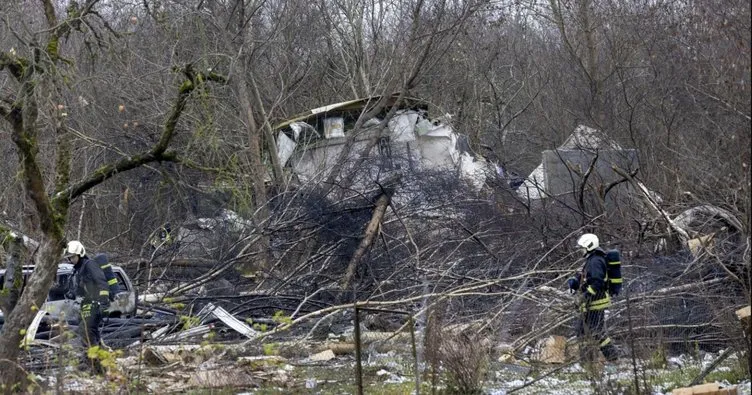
top-left (384, 373), bottom-right (409, 383)
top-left (309, 349), bottom-right (336, 361)
top-left (667, 356), bottom-right (684, 368)
top-left (375, 368), bottom-right (408, 383)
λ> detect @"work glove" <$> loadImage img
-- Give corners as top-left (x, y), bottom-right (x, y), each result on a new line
top-left (98, 296), bottom-right (111, 309)
top-left (609, 284), bottom-right (622, 298)
top-left (64, 291), bottom-right (76, 300)
top-left (567, 278), bottom-right (579, 294)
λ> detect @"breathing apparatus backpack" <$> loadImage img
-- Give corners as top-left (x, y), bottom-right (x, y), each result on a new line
top-left (605, 249), bottom-right (622, 296)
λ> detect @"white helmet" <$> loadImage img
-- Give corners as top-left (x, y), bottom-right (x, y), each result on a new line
top-left (577, 233), bottom-right (599, 253)
top-left (64, 240), bottom-right (86, 257)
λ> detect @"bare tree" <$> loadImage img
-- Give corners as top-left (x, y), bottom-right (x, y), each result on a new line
top-left (0, 0), bottom-right (225, 384)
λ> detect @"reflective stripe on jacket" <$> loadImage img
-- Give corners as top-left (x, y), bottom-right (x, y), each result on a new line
top-left (580, 249), bottom-right (611, 312)
top-left (93, 253), bottom-right (120, 297)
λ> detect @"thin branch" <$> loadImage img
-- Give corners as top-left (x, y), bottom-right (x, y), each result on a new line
top-left (53, 68), bottom-right (225, 204)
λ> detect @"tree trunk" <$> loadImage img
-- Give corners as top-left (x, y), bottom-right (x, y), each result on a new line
top-left (0, 238), bottom-right (63, 389)
top-left (0, 234), bottom-right (24, 315)
top-left (341, 183), bottom-right (397, 293)
top-left (234, 63), bottom-right (271, 272)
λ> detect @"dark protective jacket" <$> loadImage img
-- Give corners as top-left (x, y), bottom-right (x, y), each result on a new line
top-left (579, 248), bottom-right (611, 312)
top-left (72, 256), bottom-right (110, 303)
top-left (93, 253), bottom-right (120, 299)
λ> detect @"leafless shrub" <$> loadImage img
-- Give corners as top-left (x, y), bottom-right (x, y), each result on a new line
top-left (424, 303), bottom-right (490, 394)
top-left (439, 332), bottom-right (490, 394)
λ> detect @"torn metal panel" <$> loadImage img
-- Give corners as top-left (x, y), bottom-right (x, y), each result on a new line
top-left (518, 163), bottom-right (546, 200)
top-left (459, 152), bottom-right (489, 191)
top-left (158, 324), bottom-right (214, 343)
top-left (21, 310), bottom-right (48, 348)
top-left (127, 324), bottom-right (172, 348)
top-left (273, 94), bottom-right (425, 131)
top-left (276, 131), bottom-right (297, 168)
top-left (559, 125), bottom-right (623, 150)
top-left (199, 302), bottom-right (258, 339)
top-left (196, 301), bottom-right (216, 322)
top-left (673, 205), bottom-right (744, 234)
top-left (388, 111), bottom-right (418, 142)
top-left (323, 117), bottom-right (345, 138)
top-left (688, 234), bottom-right (716, 257)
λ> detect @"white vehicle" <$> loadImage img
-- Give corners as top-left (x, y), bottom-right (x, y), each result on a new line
top-left (0, 263), bottom-right (137, 320)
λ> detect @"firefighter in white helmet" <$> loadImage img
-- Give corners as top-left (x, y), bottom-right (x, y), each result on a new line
top-left (64, 240), bottom-right (109, 372)
top-left (567, 233), bottom-right (618, 363)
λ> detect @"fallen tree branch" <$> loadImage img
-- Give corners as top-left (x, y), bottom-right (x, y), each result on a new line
top-left (613, 165), bottom-right (690, 244)
top-left (689, 347), bottom-right (735, 386)
top-left (341, 183), bottom-right (397, 291)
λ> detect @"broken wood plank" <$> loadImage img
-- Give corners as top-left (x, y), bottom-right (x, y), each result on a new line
top-left (535, 335), bottom-right (567, 364)
top-left (326, 342), bottom-right (355, 355)
top-left (735, 306), bottom-right (750, 322)
top-left (672, 382), bottom-right (738, 395)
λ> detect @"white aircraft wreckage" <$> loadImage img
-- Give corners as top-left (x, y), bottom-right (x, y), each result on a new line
top-left (273, 95), bottom-right (491, 190)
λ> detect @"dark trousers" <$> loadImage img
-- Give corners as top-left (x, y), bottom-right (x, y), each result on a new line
top-left (78, 301), bottom-right (103, 348)
top-left (576, 309), bottom-right (617, 362)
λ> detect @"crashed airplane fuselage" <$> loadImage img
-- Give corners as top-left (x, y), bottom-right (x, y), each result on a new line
top-left (274, 96), bottom-right (489, 190)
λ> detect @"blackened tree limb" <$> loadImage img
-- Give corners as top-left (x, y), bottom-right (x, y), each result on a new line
top-left (577, 151), bottom-right (598, 218)
top-left (602, 167), bottom-right (638, 199)
top-left (341, 181), bottom-right (398, 292)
